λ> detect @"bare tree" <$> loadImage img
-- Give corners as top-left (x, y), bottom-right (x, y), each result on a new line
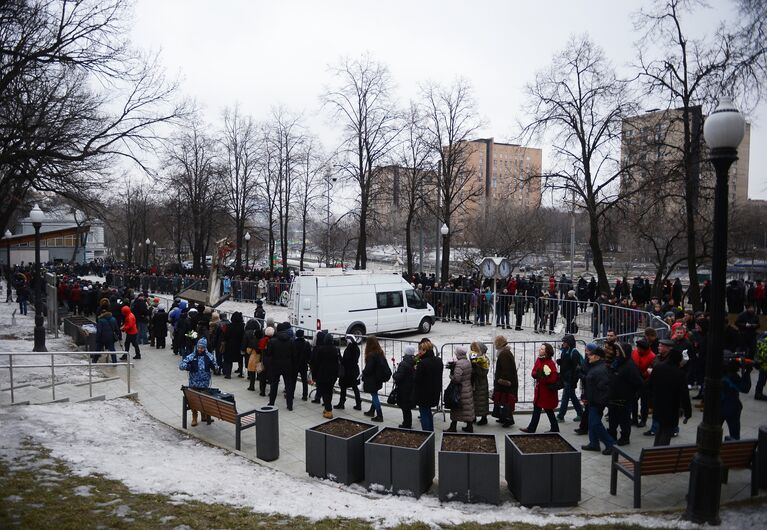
top-left (0, 0), bottom-right (183, 235)
top-left (164, 118), bottom-right (222, 274)
top-left (323, 54), bottom-right (402, 269)
top-left (521, 35), bottom-right (638, 296)
top-left (294, 137), bottom-right (326, 270)
top-left (394, 102), bottom-right (434, 277)
top-left (634, 0), bottom-right (767, 309)
top-left (220, 106), bottom-right (260, 272)
top-left (421, 78), bottom-right (483, 283)
top-left (269, 108), bottom-right (306, 275)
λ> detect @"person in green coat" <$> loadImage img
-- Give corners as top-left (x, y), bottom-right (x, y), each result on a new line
top-left (470, 341), bottom-right (490, 425)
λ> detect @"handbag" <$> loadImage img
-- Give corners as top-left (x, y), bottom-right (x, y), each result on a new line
top-left (443, 380), bottom-right (461, 410)
top-left (387, 387), bottom-right (399, 405)
top-left (547, 376), bottom-right (564, 392)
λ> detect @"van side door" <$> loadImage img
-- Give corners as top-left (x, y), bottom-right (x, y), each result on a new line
top-left (405, 288), bottom-right (427, 328)
top-left (376, 289), bottom-right (405, 333)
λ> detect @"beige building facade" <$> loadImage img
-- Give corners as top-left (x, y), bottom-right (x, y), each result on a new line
top-left (621, 107), bottom-right (751, 207)
top-left (465, 138), bottom-right (543, 213)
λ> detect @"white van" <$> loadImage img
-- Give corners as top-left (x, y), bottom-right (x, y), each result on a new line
top-left (288, 270), bottom-right (435, 336)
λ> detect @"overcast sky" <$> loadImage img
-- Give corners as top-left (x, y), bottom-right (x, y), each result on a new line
top-left (129, 0), bottom-right (767, 201)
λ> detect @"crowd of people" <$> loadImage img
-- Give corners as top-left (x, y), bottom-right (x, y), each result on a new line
top-left (3, 261), bottom-right (766, 449)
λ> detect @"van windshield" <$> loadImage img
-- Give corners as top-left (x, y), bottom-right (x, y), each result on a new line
top-left (405, 289), bottom-right (426, 309)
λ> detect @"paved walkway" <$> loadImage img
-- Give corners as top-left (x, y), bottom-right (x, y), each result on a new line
top-left (101, 337), bottom-right (764, 514)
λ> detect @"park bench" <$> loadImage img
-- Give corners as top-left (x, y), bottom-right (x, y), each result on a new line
top-left (181, 386), bottom-right (257, 451)
top-left (610, 439), bottom-right (759, 508)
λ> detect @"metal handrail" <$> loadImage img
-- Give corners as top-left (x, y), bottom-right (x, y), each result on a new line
top-left (0, 351), bottom-right (133, 404)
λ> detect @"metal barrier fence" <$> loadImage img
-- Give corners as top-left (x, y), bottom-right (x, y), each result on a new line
top-left (108, 274), bottom-right (293, 306)
top-left (0, 351), bottom-right (134, 404)
top-left (423, 290), bottom-right (663, 339)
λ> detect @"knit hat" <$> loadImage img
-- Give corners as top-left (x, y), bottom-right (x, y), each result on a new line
top-left (403, 346), bottom-right (416, 356)
top-left (562, 334), bottom-right (576, 348)
top-left (265, 327), bottom-right (275, 337)
top-left (196, 337), bottom-right (208, 351)
top-left (295, 329), bottom-right (304, 338)
top-left (585, 342), bottom-right (598, 352)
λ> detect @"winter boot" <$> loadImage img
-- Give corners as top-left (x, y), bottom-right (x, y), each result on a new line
top-left (191, 410), bottom-right (199, 427)
top-left (445, 420), bottom-right (458, 432)
top-left (462, 422), bottom-right (474, 433)
top-left (322, 410), bottom-right (333, 419)
top-left (477, 415), bottom-right (488, 426)
top-left (372, 410), bottom-right (384, 423)
top-left (363, 404), bottom-right (376, 417)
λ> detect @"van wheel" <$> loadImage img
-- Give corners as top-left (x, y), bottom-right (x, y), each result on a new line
top-left (419, 318), bottom-right (432, 333)
top-left (348, 324), bottom-right (365, 338)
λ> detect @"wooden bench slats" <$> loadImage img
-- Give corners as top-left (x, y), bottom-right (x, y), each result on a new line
top-left (610, 440), bottom-right (758, 508)
top-left (181, 388), bottom-right (259, 451)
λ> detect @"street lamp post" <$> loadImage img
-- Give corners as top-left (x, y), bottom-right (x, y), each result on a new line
top-left (30, 204), bottom-right (46, 352)
top-left (244, 231), bottom-right (251, 271)
top-left (440, 223), bottom-right (449, 284)
top-left (138, 242), bottom-right (142, 269)
top-left (325, 170), bottom-right (337, 268)
top-left (684, 97), bottom-right (745, 525)
top-left (4, 230), bottom-right (12, 302)
top-left (153, 241), bottom-right (157, 268)
top-left (145, 238), bottom-right (150, 268)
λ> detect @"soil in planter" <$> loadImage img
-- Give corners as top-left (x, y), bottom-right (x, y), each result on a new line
top-left (369, 429), bottom-right (430, 448)
top-left (311, 418), bottom-right (371, 438)
top-left (441, 434), bottom-right (496, 453)
top-left (510, 435), bottom-right (574, 454)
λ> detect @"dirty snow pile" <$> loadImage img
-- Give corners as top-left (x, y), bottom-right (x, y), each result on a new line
top-left (1, 399), bottom-right (764, 529)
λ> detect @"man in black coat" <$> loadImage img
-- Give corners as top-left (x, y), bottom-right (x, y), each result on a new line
top-left (736, 304), bottom-right (760, 358)
top-left (607, 343), bottom-right (644, 445)
top-left (292, 329), bottom-right (312, 402)
top-left (581, 346), bottom-right (616, 455)
top-left (151, 307), bottom-right (168, 349)
top-left (649, 349), bottom-right (692, 446)
top-left (265, 322), bottom-right (296, 410)
top-left (414, 339), bottom-right (443, 432)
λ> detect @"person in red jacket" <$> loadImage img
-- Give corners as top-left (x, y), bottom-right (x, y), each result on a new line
top-left (119, 305), bottom-right (141, 360)
top-left (631, 339), bottom-right (656, 427)
top-left (521, 343), bottom-right (560, 433)
top-left (69, 283), bottom-right (81, 315)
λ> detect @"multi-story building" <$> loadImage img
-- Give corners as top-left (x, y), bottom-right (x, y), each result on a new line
top-left (465, 138), bottom-right (543, 213)
top-left (621, 107), bottom-right (751, 207)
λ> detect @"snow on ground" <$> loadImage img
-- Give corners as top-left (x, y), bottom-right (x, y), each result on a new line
top-left (0, 284), bottom-right (90, 387)
top-left (3, 398), bottom-right (764, 529)
top-left (2, 279), bottom-right (766, 527)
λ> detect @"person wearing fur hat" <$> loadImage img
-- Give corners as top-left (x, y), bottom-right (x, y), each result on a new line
top-left (244, 319), bottom-right (263, 391)
top-left (492, 335), bottom-right (518, 428)
top-left (469, 342), bottom-right (490, 425)
top-left (257, 326), bottom-right (274, 395)
top-left (179, 337), bottom-right (219, 427)
top-left (335, 334), bottom-right (362, 410)
top-left (446, 346), bottom-right (475, 433)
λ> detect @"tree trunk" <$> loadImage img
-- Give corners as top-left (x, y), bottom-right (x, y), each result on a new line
top-left (587, 214), bottom-right (610, 295)
top-left (440, 232), bottom-right (450, 284)
top-left (684, 106), bottom-right (703, 310)
top-left (405, 213), bottom-right (414, 278)
top-left (356, 199), bottom-right (368, 269)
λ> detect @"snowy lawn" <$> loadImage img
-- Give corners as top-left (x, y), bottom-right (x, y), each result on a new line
top-left (2, 398), bottom-right (765, 529)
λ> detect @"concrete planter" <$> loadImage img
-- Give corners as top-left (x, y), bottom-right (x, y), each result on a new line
top-left (439, 433), bottom-right (499, 504)
top-left (364, 427), bottom-right (435, 497)
top-left (505, 433), bottom-right (581, 506)
top-left (305, 418), bottom-right (377, 485)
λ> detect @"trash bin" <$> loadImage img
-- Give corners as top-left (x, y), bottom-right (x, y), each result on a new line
top-left (255, 406), bottom-right (279, 462)
top-left (63, 315), bottom-right (97, 350)
top-left (760, 426), bottom-right (767, 490)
